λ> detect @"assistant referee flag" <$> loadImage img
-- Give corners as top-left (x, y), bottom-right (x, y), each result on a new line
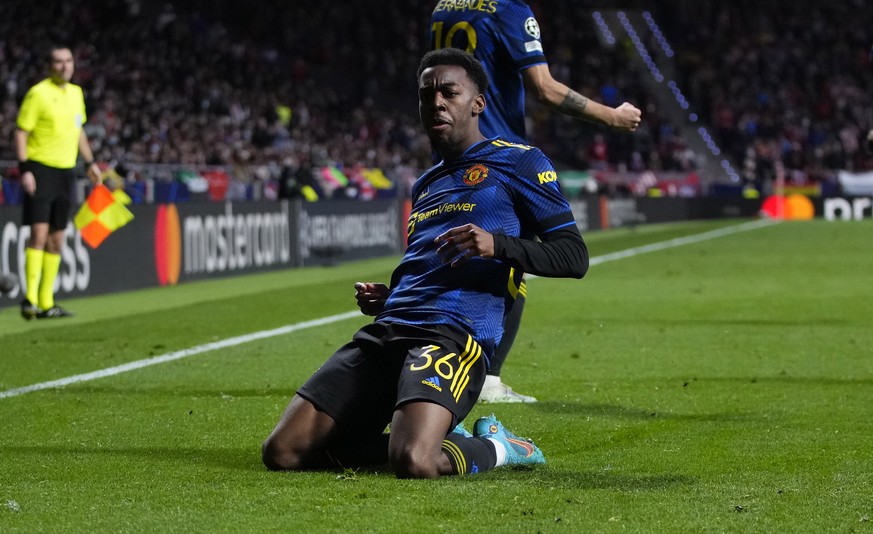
top-left (74, 184), bottom-right (134, 248)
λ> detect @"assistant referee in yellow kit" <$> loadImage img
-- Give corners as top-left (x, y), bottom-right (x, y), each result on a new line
top-left (15, 45), bottom-right (102, 320)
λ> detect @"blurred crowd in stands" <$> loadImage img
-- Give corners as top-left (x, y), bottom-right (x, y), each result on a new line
top-left (0, 0), bottom-right (436, 202)
top-left (661, 0), bottom-right (873, 188)
top-left (1, 0), bottom-right (872, 203)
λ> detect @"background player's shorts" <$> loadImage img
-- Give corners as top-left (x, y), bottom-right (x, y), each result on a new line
top-left (22, 161), bottom-right (75, 230)
top-left (297, 321), bottom-right (487, 440)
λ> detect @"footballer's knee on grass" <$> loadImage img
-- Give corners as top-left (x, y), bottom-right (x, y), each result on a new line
top-left (262, 430), bottom-right (315, 471)
top-left (388, 402), bottom-right (454, 479)
top-left (261, 395), bottom-right (337, 471)
top-left (261, 438), bottom-right (303, 471)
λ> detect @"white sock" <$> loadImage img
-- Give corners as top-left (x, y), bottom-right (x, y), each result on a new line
top-left (487, 437), bottom-right (507, 466)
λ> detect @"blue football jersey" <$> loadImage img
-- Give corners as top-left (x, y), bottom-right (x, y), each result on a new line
top-left (377, 137), bottom-right (575, 359)
top-left (430, 0), bottom-right (547, 143)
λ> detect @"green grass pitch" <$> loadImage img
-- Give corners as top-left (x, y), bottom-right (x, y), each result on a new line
top-left (1, 218), bottom-right (871, 532)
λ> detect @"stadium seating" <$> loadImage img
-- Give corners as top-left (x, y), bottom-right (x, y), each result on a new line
top-left (1, 0), bottom-right (871, 199)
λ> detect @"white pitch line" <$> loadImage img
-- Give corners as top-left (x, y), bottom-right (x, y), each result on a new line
top-left (0, 310), bottom-right (362, 400)
top-left (526, 218), bottom-right (778, 279)
top-left (0, 218), bottom-right (777, 400)
top-left (588, 218), bottom-right (777, 267)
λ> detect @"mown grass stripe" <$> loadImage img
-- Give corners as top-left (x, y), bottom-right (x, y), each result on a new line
top-left (0, 311), bottom-right (361, 399)
top-left (0, 219), bottom-right (777, 400)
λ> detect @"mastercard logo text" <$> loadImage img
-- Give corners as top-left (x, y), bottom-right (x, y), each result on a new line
top-left (155, 204), bottom-right (182, 285)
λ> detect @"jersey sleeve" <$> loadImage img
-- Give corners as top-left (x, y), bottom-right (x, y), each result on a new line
top-left (492, 146), bottom-right (588, 278)
top-left (494, 1), bottom-right (547, 71)
top-left (505, 147), bottom-right (576, 237)
top-left (16, 88), bottom-right (40, 132)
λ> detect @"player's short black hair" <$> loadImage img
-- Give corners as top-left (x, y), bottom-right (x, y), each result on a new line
top-left (417, 48), bottom-right (489, 95)
top-left (46, 44), bottom-right (72, 64)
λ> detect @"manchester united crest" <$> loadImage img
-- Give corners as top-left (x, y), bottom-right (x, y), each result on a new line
top-left (463, 164), bottom-right (488, 186)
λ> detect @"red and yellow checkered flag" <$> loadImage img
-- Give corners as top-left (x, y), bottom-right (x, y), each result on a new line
top-left (74, 184), bottom-right (135, 248)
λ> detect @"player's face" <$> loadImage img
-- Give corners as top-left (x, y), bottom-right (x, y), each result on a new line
top-left (418, 64), bottom-right (485, 158)
top-left (48, 48), bottom-right (75, 84)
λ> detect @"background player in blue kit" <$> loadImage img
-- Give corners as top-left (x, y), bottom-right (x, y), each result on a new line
top-left (262, 48), bottom-right (588, 479)
top-left (430, 0), bottom-right (642, 402)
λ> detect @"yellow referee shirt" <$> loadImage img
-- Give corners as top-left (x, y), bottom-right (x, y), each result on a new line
top-left (16, 78), bottom-right (87, 169)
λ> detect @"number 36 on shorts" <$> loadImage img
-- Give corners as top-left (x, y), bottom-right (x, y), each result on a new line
top-left (409, 339), bottom-right (482, 403)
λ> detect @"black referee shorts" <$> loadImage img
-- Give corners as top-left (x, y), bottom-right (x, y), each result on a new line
top-left (297, 321), bottom-right (487, 440)
top-left (22, 161), bottom-right (75, 230)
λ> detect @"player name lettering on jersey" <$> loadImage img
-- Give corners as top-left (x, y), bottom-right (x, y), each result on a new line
top-left (434, 0), bottom-right (497, 14)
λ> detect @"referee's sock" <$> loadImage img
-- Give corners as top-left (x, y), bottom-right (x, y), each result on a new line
top-left (441, 433), bottom-right (497, 475)
top-left (24, 247), bottom-right (44, 305)
top-left (38, 252), bottom-right (61, 310)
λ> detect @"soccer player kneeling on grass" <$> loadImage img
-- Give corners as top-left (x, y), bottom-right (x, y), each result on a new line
top-left (429, 0), bottom-right (641, 405)
top-left (262, 49), bottom-right (588, 478)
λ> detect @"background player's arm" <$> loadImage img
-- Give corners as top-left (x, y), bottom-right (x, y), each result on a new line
top-left (523, 64), bottom-right (641, 132)
top-left (78, 130), bottom-right (103, 184)
top-left (14, 128), bottom-right (36, 195)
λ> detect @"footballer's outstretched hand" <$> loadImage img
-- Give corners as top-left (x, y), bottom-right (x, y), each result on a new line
top-left (435, 223), bottom-right (495, 267)
top-left (354, 282), bottom-right (390, 316)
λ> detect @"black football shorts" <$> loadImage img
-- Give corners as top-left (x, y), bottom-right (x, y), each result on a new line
top-left (22, 161), bottom-right (75, 230)
top-left (297, 321), bottom-right (487, 439)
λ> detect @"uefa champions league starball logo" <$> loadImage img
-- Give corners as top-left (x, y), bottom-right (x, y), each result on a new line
top-left (524, 17), bottom-right (540, 39)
